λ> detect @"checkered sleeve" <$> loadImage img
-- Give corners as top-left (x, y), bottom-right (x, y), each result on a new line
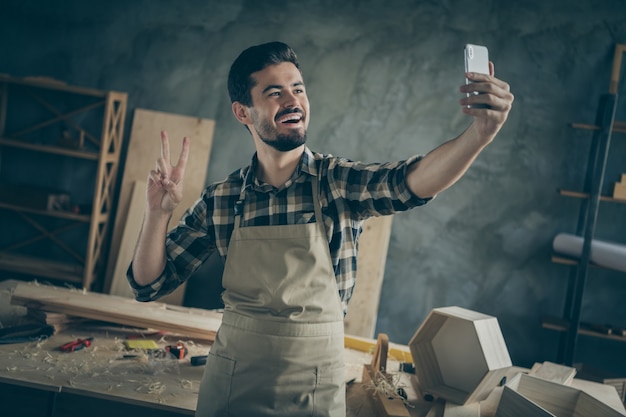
top-left (126, 190), bottom-right (218, 302)
top-left (325, 154), bottom-right (431, 219)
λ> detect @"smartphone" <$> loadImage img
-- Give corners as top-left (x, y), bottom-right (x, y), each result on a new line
top-left (464, 44), bottom-right (490, 107)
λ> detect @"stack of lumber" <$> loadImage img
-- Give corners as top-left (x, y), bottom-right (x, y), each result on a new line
top-left (10, 282), bottom-right (222, 342)
top-left (26, 310), bottom-right (91, 333)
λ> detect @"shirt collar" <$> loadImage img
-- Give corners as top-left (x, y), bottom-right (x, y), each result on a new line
top-left (240, 146), bottom-right (318, 192)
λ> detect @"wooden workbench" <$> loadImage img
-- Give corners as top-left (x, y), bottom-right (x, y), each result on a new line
top-left (0, 280), bottom-right (428, 417)
top-left (0, 326), bottom-right (430, 417)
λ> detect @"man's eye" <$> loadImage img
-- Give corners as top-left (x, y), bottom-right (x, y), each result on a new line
top-left (269, 91), bottom-right (280, 97)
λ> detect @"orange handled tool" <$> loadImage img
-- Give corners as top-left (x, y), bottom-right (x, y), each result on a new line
top-left (59, 337), bottom-right (93, 352)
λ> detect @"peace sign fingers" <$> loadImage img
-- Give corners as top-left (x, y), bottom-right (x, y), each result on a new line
top-left (172, 136), bottom-right (190, 184)
top-left (148, 131), bottom-right (190, 213)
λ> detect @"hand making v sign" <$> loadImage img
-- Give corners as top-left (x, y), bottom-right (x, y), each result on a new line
top-left (147, 131), bottom-right (190, 214)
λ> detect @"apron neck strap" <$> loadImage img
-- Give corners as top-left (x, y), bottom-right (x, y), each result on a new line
top-left (233, 175), bottom-right (325, 233)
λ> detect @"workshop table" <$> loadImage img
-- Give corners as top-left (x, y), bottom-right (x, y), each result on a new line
top-left (0, 279), bottom-right (428, 417)
top-left (0, 326), bottom-right (429, 417)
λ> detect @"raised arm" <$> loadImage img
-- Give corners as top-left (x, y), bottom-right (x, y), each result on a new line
top-left (406, 62), bottom-right (513, 198)
top-left (131, 131), bottom-right (190, 286)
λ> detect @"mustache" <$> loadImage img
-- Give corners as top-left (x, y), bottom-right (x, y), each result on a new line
top-left (275, 108), bottom-right (304, 121)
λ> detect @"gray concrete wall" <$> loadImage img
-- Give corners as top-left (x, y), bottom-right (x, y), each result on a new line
top-left (2, 0), bottom-right (626, 374)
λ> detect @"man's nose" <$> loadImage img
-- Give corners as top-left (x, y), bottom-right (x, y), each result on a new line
top-left (281, 91), bottom-right (299, 107)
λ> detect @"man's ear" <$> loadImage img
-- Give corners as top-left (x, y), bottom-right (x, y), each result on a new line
top-left (232, 102), bottom-right (250, 125)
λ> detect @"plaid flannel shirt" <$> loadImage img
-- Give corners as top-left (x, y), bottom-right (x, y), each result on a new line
top-left (127, 146), bottom-right (430, 315)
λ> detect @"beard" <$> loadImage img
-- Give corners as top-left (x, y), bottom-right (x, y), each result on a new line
top-left (252, 109), bottom-right (307, 152)
top-left (259, 130), bottom-right (307, 152)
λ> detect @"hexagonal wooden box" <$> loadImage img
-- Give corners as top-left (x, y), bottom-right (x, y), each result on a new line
top-left (408, 306), bottom-right (512, 405)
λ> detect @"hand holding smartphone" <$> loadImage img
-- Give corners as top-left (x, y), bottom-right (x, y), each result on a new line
top-left (464, 44), bottom-right (490, 108)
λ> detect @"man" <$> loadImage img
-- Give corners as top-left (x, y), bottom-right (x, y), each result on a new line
top-left (128, 41), bottom-right (513, 416)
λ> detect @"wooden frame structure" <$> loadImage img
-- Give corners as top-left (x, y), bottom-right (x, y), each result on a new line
top-left (0, 75), bottom-right (127, 289)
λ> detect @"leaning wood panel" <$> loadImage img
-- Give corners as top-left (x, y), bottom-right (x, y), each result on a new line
top-left (10, 282), bottom-right (221, 341)
top-left (343, 215), bottom-right (393, 338)
top-left (108, 180), bottom-right (146, 299)
top-left (103, 109), bottom-right (215, 305)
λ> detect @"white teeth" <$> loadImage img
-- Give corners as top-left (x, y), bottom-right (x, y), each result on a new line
top-left (280, 114), bottom-right (302, 123)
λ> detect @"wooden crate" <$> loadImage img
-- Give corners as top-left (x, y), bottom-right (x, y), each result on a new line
top-left (495, 373), bottom-right (625, 417)
top-left (408, 306), bottom-right (512, 405)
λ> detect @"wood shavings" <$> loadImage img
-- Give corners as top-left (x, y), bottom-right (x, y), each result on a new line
top-left (179, 379), bottom-right (194, 390)
top-left (182, 339), bottom-right (199, 348)
top-left (148, 382), bottom-right (166, 394)
top-left (135, 380), bottom-right (166, 395)
top-left (364, 370), bottom-right (413, 409)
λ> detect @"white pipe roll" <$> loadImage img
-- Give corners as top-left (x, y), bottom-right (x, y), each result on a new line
top-left (553, 233), bottom-right (626, 273)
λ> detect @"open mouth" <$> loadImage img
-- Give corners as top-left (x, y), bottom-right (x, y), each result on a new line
top-left (276, 111), bottom-right (303, 125)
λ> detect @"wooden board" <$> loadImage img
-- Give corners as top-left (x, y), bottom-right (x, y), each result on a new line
top-left (108, 180), bottom-right (146, 299)
top-left (10, 282), bottom-right (221, 341)
top-left (444, 402), bottom-right (480, 417)
top-left (495, 373), bottom-right (625, 417)
top-left (103, 109), bottom-right (215, 305)
top-left (344, 215), bottom-right (393, 338)
top-left (529, 361), bottom-right (576, 385)
top-left (344, 334), bottom-right (413, 363)
top-left (571, 378), bottom-right (626, 414)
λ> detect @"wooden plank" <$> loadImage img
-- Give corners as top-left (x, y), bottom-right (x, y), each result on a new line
top-left (344, 215), bottom-right (393, 338)
top-left (108, 180), bottom-right (146, 299)
top-left (103, 109), bottom-right (215, 305)
top-left (344, 334), bottom-right (413, 363)
top-left (10, 282), bottom-right (221, 341)
top-left (559, 188), bottom-right (626, 203)
top-left (0, 74), bottom-right (115, 97)
top-left (495, 373), bottom-right (625, 417)
top-left (529, 361), bottom-right (576, 385)
top-left (571, 379), bottom-right (626, 414)
top-left (609, 44), bottom-right (626, 94)
top-left (570, 122), bottom-right (626, 134)
top-left (443, 401), bottom-right (480, 417)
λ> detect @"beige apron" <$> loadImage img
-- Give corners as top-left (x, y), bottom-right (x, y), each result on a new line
top-left (195, 176), bottom-right (346, 417)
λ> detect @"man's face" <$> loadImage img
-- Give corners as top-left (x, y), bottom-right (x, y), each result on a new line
top-left (247, 62), bottom-right (310, 152)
